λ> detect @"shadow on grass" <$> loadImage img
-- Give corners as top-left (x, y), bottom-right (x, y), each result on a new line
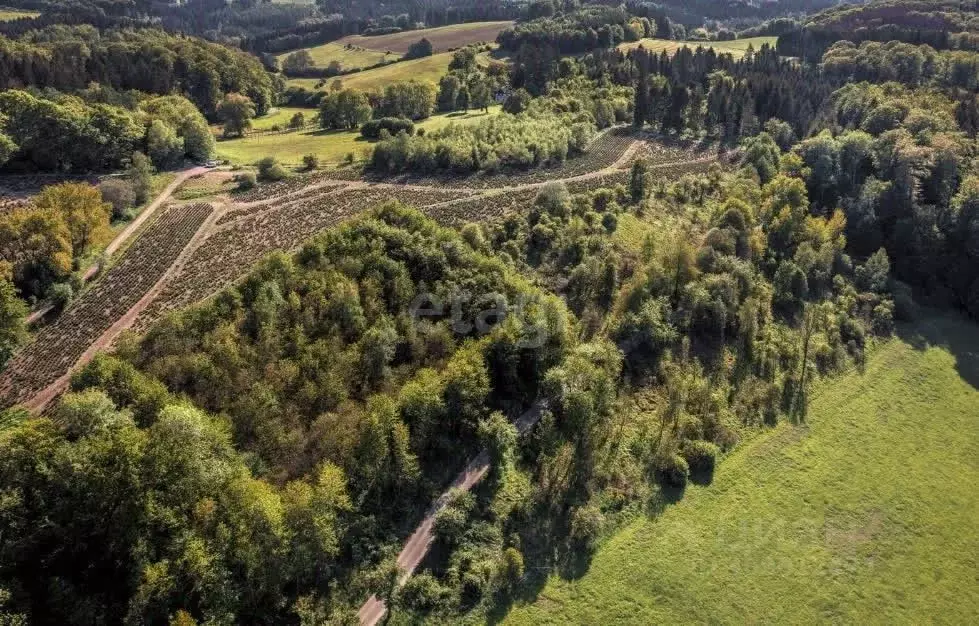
top-left (895, 309), bottom-right (979, 390)
top-left (689, 466), bottom-right (715, 487)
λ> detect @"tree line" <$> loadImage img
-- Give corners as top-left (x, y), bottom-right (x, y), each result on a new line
top-left (777, 0), bottom-right (979, 62)
top-left (0, 25), bottom-right (275, 116)
top-left (0, 90), bottom-right (213, 173)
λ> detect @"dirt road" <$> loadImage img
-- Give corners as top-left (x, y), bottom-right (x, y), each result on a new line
top-left (357, 401), bottom-right (547, 626)
top-left (86, 166), bottom-right (210, 278)
top-left (11, 134), bottom-right (720, 416)
top-left (24, 166), bottom-right (208, 326)
top-left (22, 205), bottom-right (222, 413)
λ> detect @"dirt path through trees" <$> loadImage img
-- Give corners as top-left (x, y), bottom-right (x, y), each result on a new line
top-left (358, 401), bottom-right (547, 626)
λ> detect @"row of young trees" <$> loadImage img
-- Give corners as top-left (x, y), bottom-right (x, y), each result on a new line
top-left (367, 60), bottom-right (629, 175)
top-left (371, 112), bottom-right (594, 173)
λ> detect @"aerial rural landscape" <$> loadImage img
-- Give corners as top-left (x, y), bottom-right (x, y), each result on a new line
top-left (0, 0), bottom-right (976, 624)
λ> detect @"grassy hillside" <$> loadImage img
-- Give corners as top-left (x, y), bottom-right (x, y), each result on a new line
top-left (276, 41), bottom-right (396, 73)
top-left (340, 21), bottom-right (512, 55)
top-left (0, 8), bottom-right (39, 20)
top-left (287, 51), bottom-right (458, 92)
top-left (277, 22), bottom-right (510, 74)
top-left (215, 106), bottom-right (501, 166)
top-left (247, 106), bottom-right (312, 131)
top-left (504, 313), bottom-right (979, 624)
top-left (619, 36), bottom-right (777, 59)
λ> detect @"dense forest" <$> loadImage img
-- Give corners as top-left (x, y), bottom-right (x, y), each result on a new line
top-left (1, 0), bottom-right (979, 623)
top-left (0, 25), bottom-right (275, 115)
top-left (778, 0), bottom-right (979, 61)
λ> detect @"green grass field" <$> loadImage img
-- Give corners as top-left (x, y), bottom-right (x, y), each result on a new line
top-left (286, 51), bottom-right (457, 92)
top-left (619, 36), bottom-right (777, 59)
top-left (339, 21), bottom-right (512, 55)
top-left (248, 107), bottom-right (314, 131)
top-left (276, 41), bottom-right (397, 73)
top-left (278, 21), bottom-right (509, 78)
top-left (504, 313), bottom-right (979, 624)
top-left (209, 107), bottom-right (313, 137)
top-left (287, 48), bottom-right (499, 93)
top-left (0, 8), bottom-right (39, 20)
top-left (215, 106), bottom-right (502, 166)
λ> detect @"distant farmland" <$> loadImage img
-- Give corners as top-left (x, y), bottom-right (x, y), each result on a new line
top-left (276, 42), bottom-right (396, 74)
top-left (619, 36), bottom-right (777, 59)
top-left (278, 21), bottom-right (511, 75)
top-left (339, 21), bottom-right (512, 55)
top-left (0, 8), bottom-right (39, 21)
top-left (286, 49), bottom-right (499, 93)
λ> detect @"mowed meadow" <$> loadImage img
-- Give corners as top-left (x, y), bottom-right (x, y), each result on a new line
top-left (504, 313), bottom-right (979, 624)
top-left (335, 21), bottom-right (512, 54)
top-left (278, 21), bottom-right (511, 74)
top-left (619, 36), bottom-right (777, 59)
top-left (215, 106), bottom-right (502, 165)
top-left (285, 48), bottom-right (499, 92)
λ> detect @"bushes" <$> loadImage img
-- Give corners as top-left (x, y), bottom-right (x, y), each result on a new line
top-left (404, 37), bottom-right (434, 60)
top-left (657, 453), bottom-right (690, 488)
top-left (48, 282), bottom-right (74, 313)
top-left (302, 154), bottom-right (319, 170)
top-left (370, 113), bottom-right (596, 175)
top-left (257, 157), bottom-right (289, 182)
top-left (569, 504), bottom-right (604, 550)
top-left (235, 171), bottom-right (257, 190)
top-left (99, 179), bottom-right (136, 221)
top-left (682, 440), bottom-right (720, 474)
top-left (360, 117), bottom-right (415, 140)
top-left (399, 573), bottom-right (451, 614)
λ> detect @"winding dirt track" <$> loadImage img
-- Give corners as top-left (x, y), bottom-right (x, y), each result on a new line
top-left (358, 401), bottom-right (547, 626)
top-left (24, 166), bottom-right (208, 325)
top-left (8, 135), bottom-right (721, 416)
top-left (20, 204), bottom-right (222, 413)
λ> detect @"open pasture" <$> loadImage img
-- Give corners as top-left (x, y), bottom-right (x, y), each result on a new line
top-left (620, 36), bottom-right (777, 59)
top-left (286, 48), bottom-right (499, 93)
top-left (215, 106), bottom-right (501, 166)
top-left (504, 314), bottom-right (979, 624)
top-left (339, 21), bottom-right (512, 54)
